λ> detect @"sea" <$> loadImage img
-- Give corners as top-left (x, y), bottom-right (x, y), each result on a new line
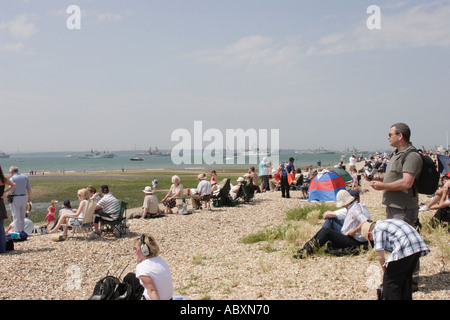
top-left (0, 150), bottom-right (371, 175)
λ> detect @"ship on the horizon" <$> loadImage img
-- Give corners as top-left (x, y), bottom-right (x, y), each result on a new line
top-left (79, 150), bottom-right (115, 159)
top-left (137, 147), bottom-right (170, 156)
top-left (302, 147), bottom-right (337, 155)
top-left (0, 151), bottom-right (10, 158)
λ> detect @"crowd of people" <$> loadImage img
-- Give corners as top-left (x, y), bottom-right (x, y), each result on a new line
top-left (1, 122), bottom-right (449, 300)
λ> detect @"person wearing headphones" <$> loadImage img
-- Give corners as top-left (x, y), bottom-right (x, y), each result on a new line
top-left (132, 234), bottom-right (173, 300)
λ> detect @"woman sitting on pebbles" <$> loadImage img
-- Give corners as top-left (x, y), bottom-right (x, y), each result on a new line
top-left (123, 234), bottom-right (173, 300)
top-left (48, 188), bottom-right (90, 240)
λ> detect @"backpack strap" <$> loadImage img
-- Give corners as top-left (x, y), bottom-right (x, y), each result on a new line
top-left (398, 147), bottom-right (421, 197)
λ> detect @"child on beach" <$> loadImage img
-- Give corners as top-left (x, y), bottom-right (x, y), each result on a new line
top-left (49, 200), bottom-right (72, 231)
top-left (45, 200), bottom-right (58, 228)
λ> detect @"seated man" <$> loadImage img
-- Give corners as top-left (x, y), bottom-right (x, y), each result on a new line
top-left (229, 177), bottom-right (244, 200)
top-left (419, 173), bottom-right (450, 211)
top-left (141, 186), bottom-right (162, 219)
top-left (190, 174), bottom-right (212, 210)
top-left (294, 189), bottom-right (371, 259)
top-left (322, 190), bottom-right (370, 231)
top-left (91, 185), bottom-right (120, 237)
top-left (268, 170), bottom-right (281, 191)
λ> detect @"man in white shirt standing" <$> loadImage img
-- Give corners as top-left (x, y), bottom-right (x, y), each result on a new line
top-left (349, 154), bottom-right (357, 173)
top-left (191, 174), bottom-right (212, 210)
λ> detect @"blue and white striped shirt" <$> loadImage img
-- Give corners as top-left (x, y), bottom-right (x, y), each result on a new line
top-left (10, 173), bottom-right (31, 195)
top-left (373, 219), bottom-right (430, 264)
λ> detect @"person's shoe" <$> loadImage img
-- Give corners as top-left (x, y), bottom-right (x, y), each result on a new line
top-left (293, 249), bottom-right (306, 259)
top-left (419, 205), bottom-right (429, 212)
top-left (88, 231), bottom-right (100, 239)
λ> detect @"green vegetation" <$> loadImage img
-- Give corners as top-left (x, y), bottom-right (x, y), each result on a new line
top-left (285, 202), bottom-right (337, 221)
top-left (242, 201), bottom-right (450, 272)
top-left (25, 170), bottom-right (243, 223)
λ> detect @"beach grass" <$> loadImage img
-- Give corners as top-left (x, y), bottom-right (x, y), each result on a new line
top-left (25, 169), bottom-right (243, 224)
top-left (285, 202), bottom-right (337, 221)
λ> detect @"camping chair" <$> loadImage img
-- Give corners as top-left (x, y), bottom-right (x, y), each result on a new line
top-left (201, 195), bottom-right (213, 210)
top-left (211, 179), bottom-right (232, 207)
top-left (291, 174), bottom-right (303, 190)
top-left (101, 201), bottom-right (128, 238)
top-left (240, 178), bottom-right (255, 203)
top-left (66, 199), bottom-right (97, 240)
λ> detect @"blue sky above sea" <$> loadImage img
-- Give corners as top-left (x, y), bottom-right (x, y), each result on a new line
top-left (1, 0), bottom-right (450, 154)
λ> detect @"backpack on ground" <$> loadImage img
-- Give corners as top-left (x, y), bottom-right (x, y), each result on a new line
top-left (89, 276), bottom-right (124, 300)
top-left (88, 265), bottom-right (136, 300)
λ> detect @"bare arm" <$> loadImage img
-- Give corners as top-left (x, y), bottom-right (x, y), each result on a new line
top-left (436, 186), bottom-right (450, 209)
top-left (370, 172), bottom-right (416, 191)
top-left (346, 222), bottom-right (363, 237)
top-left (323, 210), bottom-right (337, 219)
top-left (139, 275), bottom-right (160, 300)
top-left (2, 179), bottom-right (16, 199)
top-left (377, 251), bottom-right (387, 272)
top-left (69, 200), bottom-right (86, 218)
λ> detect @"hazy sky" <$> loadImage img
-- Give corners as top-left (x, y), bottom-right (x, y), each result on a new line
top-left (1, 0), bottom-right (450, 153)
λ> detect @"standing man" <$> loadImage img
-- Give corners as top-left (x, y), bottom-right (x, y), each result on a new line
top-left (367, 122), bottom-right (423, 288)
top-left (258, 157), bottom-right (269, 192)
top-left (7, 166), bottom-right (32, 233)
top-left (349, 154), bottom-right (357, 173)
top-left (369, 123), bottom-right (422, 226)
top-left (279, 157), bottom-right (295, 198)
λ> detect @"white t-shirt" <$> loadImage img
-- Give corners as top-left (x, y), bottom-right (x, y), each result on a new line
top-left (135, 256), bottom-right (173, 300)
top-left (196, 180), bottom-right (212, 196)
top-left (77, 200), bottom-right (88, 219)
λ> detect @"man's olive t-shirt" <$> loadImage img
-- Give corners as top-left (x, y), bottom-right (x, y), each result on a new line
top-left (382, 143), bottom-right (423, 209)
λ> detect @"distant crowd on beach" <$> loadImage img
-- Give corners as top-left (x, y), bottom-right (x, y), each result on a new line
top-left (1, 123), bottom-right (450, 300)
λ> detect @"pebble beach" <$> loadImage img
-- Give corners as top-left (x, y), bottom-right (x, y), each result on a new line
top-left (1, 169), bottom-right (449, 301)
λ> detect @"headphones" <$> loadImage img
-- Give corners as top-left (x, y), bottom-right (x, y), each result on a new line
top-left (140, 234), bottom-right (150, 257)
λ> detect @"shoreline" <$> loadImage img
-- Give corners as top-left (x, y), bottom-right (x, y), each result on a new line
top-left (23, 162), bottom-right (342, 179)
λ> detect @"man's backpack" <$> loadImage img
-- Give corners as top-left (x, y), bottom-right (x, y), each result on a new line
top-left (402, 149), bottom-right (440, 195)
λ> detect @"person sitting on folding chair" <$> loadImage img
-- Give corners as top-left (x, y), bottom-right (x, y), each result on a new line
top-left (90, 185), bottom-right (120, 238)
top-left (48, 189), bottom-right (90, 240)
top-left (190, 174), bottom-right (211, 210)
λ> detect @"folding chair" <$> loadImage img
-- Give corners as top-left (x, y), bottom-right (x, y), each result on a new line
top-left (211, 179), bottom-right (232, 207)
top-left (67, 199), bottom-right (97, 240)
top-left (101, 201), bottom-right (128, 238)
top-left (201, 195), bottom-right (213, 210)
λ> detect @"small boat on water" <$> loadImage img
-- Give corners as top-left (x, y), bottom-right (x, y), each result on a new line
top-left (130, 156), bottom-right (144, 161)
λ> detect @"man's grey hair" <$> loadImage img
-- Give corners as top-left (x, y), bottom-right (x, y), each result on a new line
top-left (391, 123), bottom-right (411, 142)
top-left (9, 166), bottom-right (19, 173)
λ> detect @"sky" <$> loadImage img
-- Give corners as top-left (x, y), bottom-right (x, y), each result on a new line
top-left (1, 0), bottom-right (450, 154)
